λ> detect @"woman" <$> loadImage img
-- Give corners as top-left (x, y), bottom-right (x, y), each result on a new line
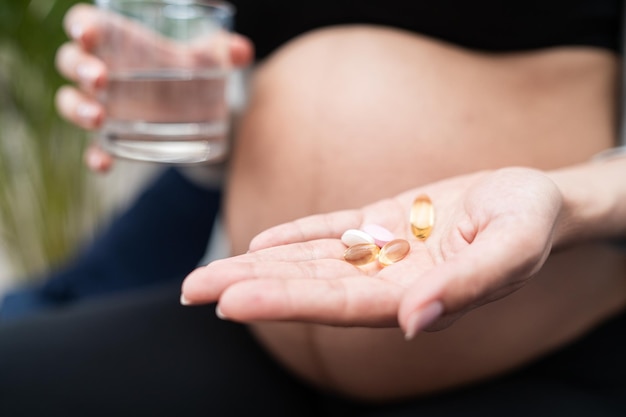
top-left (2, 0), bottom-right (625, 415)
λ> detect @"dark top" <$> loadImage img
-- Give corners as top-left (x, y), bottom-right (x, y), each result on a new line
top-left (229, 0), bottom-right (623, 60)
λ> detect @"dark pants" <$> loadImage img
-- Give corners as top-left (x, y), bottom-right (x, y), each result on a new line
top-left (1, 167), bottom-right (221, 320)
top-left (0, 281), bottom-right (625, 417)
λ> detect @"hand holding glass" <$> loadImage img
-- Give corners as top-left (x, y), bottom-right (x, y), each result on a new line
top-left (95, 0), bottom-right (234, 164)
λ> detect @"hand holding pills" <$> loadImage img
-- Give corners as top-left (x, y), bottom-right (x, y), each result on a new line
top-left (182, 167), bottom-right (563, 339)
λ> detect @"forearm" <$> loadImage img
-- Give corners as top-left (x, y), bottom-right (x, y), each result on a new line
top-left (550, 155), bottom-right (626, 249)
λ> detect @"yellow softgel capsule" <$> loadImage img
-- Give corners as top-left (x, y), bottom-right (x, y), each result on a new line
top-left (343, 243), bottom-right (380, 266)
top-left (410, 194), bottom-right (434, 240)
top-left (378, 239), bottom-right (411, 267)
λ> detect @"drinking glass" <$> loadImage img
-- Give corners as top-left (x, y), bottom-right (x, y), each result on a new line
top-left (94, 0), bottom-right (234, 164)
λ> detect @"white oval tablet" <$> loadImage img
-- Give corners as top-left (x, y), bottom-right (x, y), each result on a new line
top-left (341, 229), bottom-right (376, 247)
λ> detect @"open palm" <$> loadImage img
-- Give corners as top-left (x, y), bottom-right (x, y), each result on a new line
top-left (182, 167), bottom-right (563, 335)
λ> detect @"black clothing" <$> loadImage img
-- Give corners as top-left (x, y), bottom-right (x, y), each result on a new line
top-left (230, 0), bottom-right (623, 60)
top-left (0, 282), bottom-right (624, 416)
top-left (0, 168), bottom-right (221, 319)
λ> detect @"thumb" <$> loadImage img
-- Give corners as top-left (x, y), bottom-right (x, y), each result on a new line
top-left (398, 233), bottom-right (540, 340)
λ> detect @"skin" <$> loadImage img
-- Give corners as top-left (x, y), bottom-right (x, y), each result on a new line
top-left (57, 5), bottom-right (626, 402)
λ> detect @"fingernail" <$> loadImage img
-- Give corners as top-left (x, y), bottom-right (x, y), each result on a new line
top-left (70, 23), bottom-right (84, 40)
top-left (404, 301), bottom-right (444, 341)
top-left (215, 305), bottom-right (227, 320)
top-left (76, 64), bottom-right (100, 86)
top-left (86, 150), bottom-right (105, 171)
top-left (77, 103), bottom-right (99, 124)
top-left (180, 294), bottom-right (191, 306)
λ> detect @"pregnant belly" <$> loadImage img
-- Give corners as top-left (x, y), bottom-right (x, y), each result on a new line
top-left (226, 25), bottom-right (625, 401)
top-left (251, 245), bottom-right (626, 401)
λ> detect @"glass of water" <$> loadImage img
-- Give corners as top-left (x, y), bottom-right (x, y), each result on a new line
top-left (94, 0), bottom-right (234, 164)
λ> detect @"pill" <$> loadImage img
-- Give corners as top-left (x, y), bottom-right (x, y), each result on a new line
top-left (341, 229), bottom-right (376, 247)
top-left (343, 243), bottom-right (380, 266)
top-left (410, 194), bottom-right (434, 240)
top-left (378, 239), bottom-right (411, 267)
top-left (361, 223), bottom-right (395, 247)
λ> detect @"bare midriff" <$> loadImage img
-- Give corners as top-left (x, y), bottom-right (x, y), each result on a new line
top-left (225, 25), bottom-right (626, 402)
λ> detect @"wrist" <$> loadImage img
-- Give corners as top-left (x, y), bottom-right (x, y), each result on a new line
top-left (549, 157), bottom-right (626, 250)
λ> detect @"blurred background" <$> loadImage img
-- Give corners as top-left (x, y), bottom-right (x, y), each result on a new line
top-left (0, 0), bottom-right (155, 296)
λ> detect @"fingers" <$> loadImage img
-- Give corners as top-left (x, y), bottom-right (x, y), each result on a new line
top-left (84, 144), bottom-right (114, 172)
top-left (248, 197), bottom-right (411, 252)
top-left (56, 4), bottom-right (106, 128)
top-left (55, 86), bottom-right (104, 130)
top-left (56, 42), bottom-right (107, 90)
top-left (398, 170), bottom-right (562, 339)
top-left (56, 5), bottom-right (107, 127)
top-left (57, 4), bottom-right (114, 172)
top-left (63, 4), bottom-right (102, 51)
top-left (63, 3), bottom-right (161, 67)
top-left (63, 2), bottom-right (254, 72)
top-left (181, 238), bottom-right (415, 327)
top-left (397, 244), bottom-right (487, 340)
top-left (398, 231), bottom-right (544, 339)
top-left (55, 86), bottom-right (114, 172)
top-left (216, 277), bottom-right (402, 327)
top-left (183, 257), bottom-right (353, 304)
top-left (182, 239), bottom-right (352, 302)
top-left (248, 210), bottom-right (363, 251)
top-left (229, 34), bottom-right (254, 67)
top-left (55, 87), bottom-right (114, 172)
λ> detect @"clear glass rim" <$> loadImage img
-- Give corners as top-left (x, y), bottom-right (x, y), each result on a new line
top-left (95, 0), bottom-right (236, 17)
